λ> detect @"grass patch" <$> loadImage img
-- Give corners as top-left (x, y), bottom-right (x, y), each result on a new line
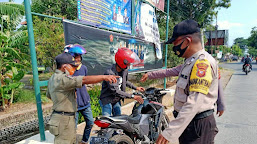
top-left (13, 89), bottom-right (50, 104)
top-left (39, 72), bottom-right (53, 81)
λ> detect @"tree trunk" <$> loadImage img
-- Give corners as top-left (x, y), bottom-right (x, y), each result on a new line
top-left (2, 95), bottom-right (5, 110)
top-left (10, 89), bottom-right (14, 104)
top-left (0, 87), bottom-right (5, 110)
top-left (201, 29), bottom-right (205, 49)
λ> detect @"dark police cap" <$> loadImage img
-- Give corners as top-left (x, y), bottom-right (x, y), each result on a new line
top-left (166, 19), bottom-right (201, 44)
top-left (55, 53), bottom-right (79, 66)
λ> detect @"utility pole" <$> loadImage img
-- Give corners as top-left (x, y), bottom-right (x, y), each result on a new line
top-left (215, 14), bottom-right (218, 56)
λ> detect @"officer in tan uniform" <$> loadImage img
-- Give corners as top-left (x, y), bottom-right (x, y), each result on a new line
top-left (155, 20), bottom-right (219, 144)
top-left (46, 52), bottom-right (119, 144)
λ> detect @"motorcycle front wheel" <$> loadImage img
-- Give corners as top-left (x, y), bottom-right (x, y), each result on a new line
top-left (109, 135), bottom-right (134, 144)
top-left (160, 114), bottom-right (170, 131)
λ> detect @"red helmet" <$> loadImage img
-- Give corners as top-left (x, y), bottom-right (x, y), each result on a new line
top-left (115, 47), bottom-right (140, 69)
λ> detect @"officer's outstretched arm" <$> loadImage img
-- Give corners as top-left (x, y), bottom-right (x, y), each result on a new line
top-left (82, 75), bottom-right (119, 84)
top-left (140, 64), bottom-right (182, 82)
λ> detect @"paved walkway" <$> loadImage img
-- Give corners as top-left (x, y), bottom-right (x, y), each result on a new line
top-left (215, 62), bottom-right (257, 144)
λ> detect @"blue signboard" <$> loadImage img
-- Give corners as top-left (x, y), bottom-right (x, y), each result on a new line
top-left (78, 0), bottom-right (131, 34)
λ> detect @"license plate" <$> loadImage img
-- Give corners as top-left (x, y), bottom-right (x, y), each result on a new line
top-left (89, 137), bottom-right (108, 144)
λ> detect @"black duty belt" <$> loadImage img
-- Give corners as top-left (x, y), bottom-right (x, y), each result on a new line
top-left (53, 111), bottom-right (75, 116)
top-left (173, 109), bottom-right (214, 120)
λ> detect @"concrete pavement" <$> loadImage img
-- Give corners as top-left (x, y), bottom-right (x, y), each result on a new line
top-left (215, 62), bottom-right (257, 144)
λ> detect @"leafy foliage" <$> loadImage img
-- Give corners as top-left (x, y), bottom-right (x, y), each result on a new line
top-left (247, 27), bottom-right (257, 49)
top-left (247, 27), bottom-right (257, 57)
top-left (234, 37), bottom-right (248, 49)
top-left (0, 2), bottom-right (29, 110)
top-left (0, 2), bottom-right (25, 31)
top-left (156, 0), bottom-right (231, 68)
top-left (167, 0), bottom-right (231, 27)
top-left (233, 27), bottom-right (257, 57)
top-left (31, 0), bottom-right (77, 20)
top-left (88, 86), bottom-right (102, 118)
top-left (33, 16), bottom-right (65, 69)
top-left (13, 89), bottom-right (49, 103)
top-left (78, 86), bottom-right (102, 123)
top-left (0, 34), bottom-right (28, 109)
top-left (231, 44), bottom-right (243, 57)
top-left (248, 46), bottom-right (257, 57)
top-left (219, 45), bottom-right (231, 56)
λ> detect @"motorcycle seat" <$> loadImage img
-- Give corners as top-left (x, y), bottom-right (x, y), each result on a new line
top-left (127, 114), bottom-right (141, 124)
top-left (112, 115), bottom-right (129, 120)
top-left (100, 115), bottom-right (127, 123)
top-left (105, 115), bottom-right (141, 124)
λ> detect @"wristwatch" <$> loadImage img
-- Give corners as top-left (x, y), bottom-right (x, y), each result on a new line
top-left (131, 94), bottom-right (135, 98)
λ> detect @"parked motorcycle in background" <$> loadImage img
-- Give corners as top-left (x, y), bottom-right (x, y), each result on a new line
top-left (89, 87), bottom-right (170, 144)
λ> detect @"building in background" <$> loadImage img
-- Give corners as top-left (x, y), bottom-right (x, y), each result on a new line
top-left (204, 30), bottom-right (229, 47)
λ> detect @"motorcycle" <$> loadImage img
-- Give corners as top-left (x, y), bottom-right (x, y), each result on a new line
top-left (243, 64), bottom-right (251, 75)
top-left (89, 87), bottom-right (170, 144)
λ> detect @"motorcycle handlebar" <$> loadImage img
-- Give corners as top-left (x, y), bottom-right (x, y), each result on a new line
top-left (133, 92), bottom-right (145, 97)
top-left (133, 88), bottom-right (167, 98)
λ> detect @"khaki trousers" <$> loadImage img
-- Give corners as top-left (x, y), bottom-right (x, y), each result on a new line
top-left (48, 113), bottom-right (76, 144)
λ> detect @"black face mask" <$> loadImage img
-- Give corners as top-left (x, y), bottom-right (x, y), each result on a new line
top-left (173, 40), bottom-right (189, 57)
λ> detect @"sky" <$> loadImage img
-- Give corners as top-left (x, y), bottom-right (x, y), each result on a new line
top-left (216, 0), bottom-right (257, 46)
top-left (10, 0), bottom-right (257, 46)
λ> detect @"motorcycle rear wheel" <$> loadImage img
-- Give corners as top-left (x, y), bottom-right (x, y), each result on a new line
top-left (109, 135), bottom-right (134, 144)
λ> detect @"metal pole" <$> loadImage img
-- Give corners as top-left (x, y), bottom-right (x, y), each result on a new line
top-left (31, 12), bottom-right (63, 20)
top-left (164, 0), bottom-right (170, 89)
top-left (24, 0), bottom-right (46, 141)
top-left (131, 0), bottom-right (135, 35)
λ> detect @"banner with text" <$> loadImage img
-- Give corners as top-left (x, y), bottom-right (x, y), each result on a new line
top-left (63, 20), bottom-right (163, 75)
top-left (136, 3), bottom-right (162, 59)
top-left (145, 0), bottom-right (165, 11)
top-left (77, 0), bottom-right (131, 34)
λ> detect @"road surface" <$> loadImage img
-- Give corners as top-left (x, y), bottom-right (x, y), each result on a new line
top-left (215, 62), bottom-right (257, 144)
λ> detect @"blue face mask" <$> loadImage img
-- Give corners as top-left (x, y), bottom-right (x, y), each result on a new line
top-left (173, 40), bottom-right (189, 57)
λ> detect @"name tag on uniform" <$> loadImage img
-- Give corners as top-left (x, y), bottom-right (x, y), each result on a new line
top-left (180, 74), bottom-right (188, 79)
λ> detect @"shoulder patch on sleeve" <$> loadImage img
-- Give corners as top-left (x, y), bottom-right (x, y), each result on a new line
top-left (189, 59), bottom-right (213, 95)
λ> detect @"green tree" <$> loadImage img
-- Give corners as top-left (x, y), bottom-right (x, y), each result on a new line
top-left (31, 0), bottom-right (76, 69)
top-left (157, 0), bottom-right (231, 67)
top-left (247, 27), bottom-right (257, 49)
top-left (0, 2), bottom-right (24, 32)
top-left (168, 0), bottom-right (231, 27)
top-left (0, 2), bottom-right (29, 109)
top-left (31, 0), bottom-right (77, 20)
top-left (231, 44), bottom-right (243, 57)
top-left (0, 33), bottom-right (28, 109)
top-left (234, 37), bottom-right (248, 49)
top-left (219, 45), bottom-right (231, 56)
top-left (248, 46), bottom-right (257, 57)
top-left (33, 16), bottom-right (65, 69)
